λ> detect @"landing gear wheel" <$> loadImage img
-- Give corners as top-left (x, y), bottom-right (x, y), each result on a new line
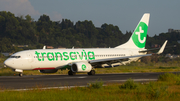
top-left (19, 73), bottom-right (23, 77)
top-left (88, 70), bottom-right (95, 75)
top-left (68, 70), bottom-right (76, 76)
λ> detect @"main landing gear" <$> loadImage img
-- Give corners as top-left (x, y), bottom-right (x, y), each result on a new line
top-left (68, 70), bottom-right (76, 76)
top-left (88, 70), bottom-right (95, 75)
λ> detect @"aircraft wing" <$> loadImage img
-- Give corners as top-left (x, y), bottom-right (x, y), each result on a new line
top-left (89, 54), bottom-right (152, 64)
top-left (89, 40), bottom-right (168, 65)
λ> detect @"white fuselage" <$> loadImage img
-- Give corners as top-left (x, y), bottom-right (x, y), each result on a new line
top-left (4, 48), bottom-right (142, 70)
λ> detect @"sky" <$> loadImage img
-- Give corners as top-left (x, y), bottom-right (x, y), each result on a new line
top-left (0, 0), bottom-right (180, 37)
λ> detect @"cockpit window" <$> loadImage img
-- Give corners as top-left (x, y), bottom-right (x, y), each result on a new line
top-left (10, 56), bottom-right (21, 58)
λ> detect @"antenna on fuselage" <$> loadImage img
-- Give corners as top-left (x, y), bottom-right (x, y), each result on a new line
top-left (43, 46), bottom-right (46, 49)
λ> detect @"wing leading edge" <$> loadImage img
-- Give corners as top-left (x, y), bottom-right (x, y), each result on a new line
top-left (89, 54), bottom-right (152, 64)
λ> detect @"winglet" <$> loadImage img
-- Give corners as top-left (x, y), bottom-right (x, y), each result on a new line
top-left (157, 40), bottom-right (168, 54)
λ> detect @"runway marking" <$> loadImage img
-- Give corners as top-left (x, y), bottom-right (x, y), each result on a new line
top-left (2, 85), bottom-right (87, 92)
top-left (64, 76), bottom-right (87, 79)
top-left (41, 76), bottom-right (88, 80)
top-left (12, 76), bottom-right (88, 80)
top-left (109, 79), bottom-right (157, 82)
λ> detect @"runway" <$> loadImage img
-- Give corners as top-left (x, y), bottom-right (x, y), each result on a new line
top-left (0, 72), bottom-right (179, 90)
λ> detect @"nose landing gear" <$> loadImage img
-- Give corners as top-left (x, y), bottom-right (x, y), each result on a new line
top-left (19, 73), bottom-right (23, 77)
top-left (12, 69), bottom-right (23, 77)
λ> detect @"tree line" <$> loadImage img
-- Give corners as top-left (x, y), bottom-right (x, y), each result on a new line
top-left (0, 11), bottom-right (179, 54)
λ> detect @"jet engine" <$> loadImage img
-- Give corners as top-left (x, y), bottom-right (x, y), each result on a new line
top-left (71, 62), bottom-right (92, 72)
top-left (39, 69), bottom-right (58, 73)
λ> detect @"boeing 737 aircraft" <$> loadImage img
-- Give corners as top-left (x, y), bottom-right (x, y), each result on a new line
top-left (4, 13), bottom-right (167, 77)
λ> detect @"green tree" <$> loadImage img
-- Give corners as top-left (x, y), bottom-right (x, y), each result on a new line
top-left (25, 14), bottom-right (34, 22)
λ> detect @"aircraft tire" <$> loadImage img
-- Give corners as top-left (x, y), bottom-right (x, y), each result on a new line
top-left (88, 70), bottom-right (95, 75)
top-left (19, 73), bottom-right (23, 77)
top-left (68, 71), bottom-right (76, 76)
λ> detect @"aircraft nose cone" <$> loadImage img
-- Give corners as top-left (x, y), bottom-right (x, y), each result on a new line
top-left (4, 59), bottom-right (13, 68)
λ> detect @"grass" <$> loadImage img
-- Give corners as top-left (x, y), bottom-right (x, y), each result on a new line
top-left (119, 78), bottom-right (138, 89)
top-left (87, 79), bottom-right (104, 89)
top-left (1, 73), bottom-right (180, 100)
top-left (0, 58), bottom-right (6, 68)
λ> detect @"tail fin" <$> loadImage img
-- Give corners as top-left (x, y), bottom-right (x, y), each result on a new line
top-left (115, 13), bottom-right (150, 49)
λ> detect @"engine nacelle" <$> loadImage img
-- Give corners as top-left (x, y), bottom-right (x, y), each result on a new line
top-left (71, 62), bottom-right (92, 72)
top-left (39, 69), bottom-right (58, 73)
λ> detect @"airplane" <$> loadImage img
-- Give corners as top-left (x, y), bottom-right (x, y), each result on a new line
top-left (3, 13), bottom-right (168, 77)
